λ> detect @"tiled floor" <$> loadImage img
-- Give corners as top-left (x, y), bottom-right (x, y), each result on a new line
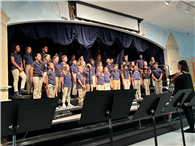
top-left (129, 127), bottom-right (195, 146)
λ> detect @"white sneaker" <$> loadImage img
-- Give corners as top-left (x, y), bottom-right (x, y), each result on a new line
top-left (62, 104), bottom-right (66, 108)
top-left (56, 107), bottom-right (59, 110)
top-left (67, 103), bottom-right (74, 108)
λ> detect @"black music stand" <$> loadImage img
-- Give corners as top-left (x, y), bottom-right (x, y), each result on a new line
top-left (163, 89), bottom-right (194, 146)
top-left (80, 89), bottom-right (136, 146)
top-left (129, 93), bottom-right (172, 146)
top-left (1, 98), bottom-right (58, 146)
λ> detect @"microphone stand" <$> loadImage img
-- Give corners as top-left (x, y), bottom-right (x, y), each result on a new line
top-left (88, 66), bottom-right (91, 92)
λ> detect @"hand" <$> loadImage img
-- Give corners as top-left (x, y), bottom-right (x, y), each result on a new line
top-left (74, 79), bottom-right (76, 83)
top-left (132, 83), bottom-right (134, 86)
top-left (140, 82), bottom-right (142, 85)
top-left (19, 67), bottom-right (23, 72)
top-left (155, 78), bottom-right (158, 82)
top-left (31, 79), bottom-right (33, 83)
top-left (111, 84), bottom-right (113, 88)
top-left (123, 82), bottom-right (125, 85)
top-left (104, 85), bottom-right (106, 89)
top-left (83, 85), bottom-right (86, 89)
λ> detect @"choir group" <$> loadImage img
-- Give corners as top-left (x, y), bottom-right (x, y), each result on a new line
top-left (10, 44), bottom-right (163, 107)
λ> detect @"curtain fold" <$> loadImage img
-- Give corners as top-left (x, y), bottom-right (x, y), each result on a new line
top-left (8, 22), bottom-right (164, 64)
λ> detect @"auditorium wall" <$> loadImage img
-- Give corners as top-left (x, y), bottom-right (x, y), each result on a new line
top-left (139, 22), bottom-right (195, 89)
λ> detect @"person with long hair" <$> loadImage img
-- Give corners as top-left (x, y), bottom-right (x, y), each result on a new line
top-left (95, 54), bottom-right (102, 67)
top-left (165, 60), bottom-right (194, 133)
top-left (96, 66), bottom-right (104, 91)
top-left (53, 56), bottom-right (61, 97)
top-left (77, 56), bottom-right (85, 66)
top-left (40, 45), bottom-right (48, 63)
top-left (23, 46), bottom-right (33, 94)
top-left (61, 64), bottom-right (74, 108)
top-left (10, 44), bottom-right (27, 96)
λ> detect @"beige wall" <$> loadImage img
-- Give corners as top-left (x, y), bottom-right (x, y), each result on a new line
top-left (0, 8), bottom-right (10, 100)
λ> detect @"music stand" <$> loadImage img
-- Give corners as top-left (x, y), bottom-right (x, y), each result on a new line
top-left (1, 98), bottom-right (58, 146)
top-left (163, 89), bottom-right (194, 146)
top-left (129, 93), bottom-right (172, 146)
top-left (80, 89), bottom-right (136, 146)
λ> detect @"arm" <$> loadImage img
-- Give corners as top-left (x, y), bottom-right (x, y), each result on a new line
top-left (83, 76), bottom-right (86, 83)
top-left (111, 76), bottom-right (113, 87)
top-left (10, 56), bottom-right (22, 71)
top-left (121, 73), bottom-right (124, 85)
top-left (23, 60), bottom-right (26, 69)
top-left (140, 76), bottom-right (142, 85)
top-left (131, 76), bottom-right (134, 86)
top-left (128, 74), bottom-right (131, 85)
top-left (95, 76), bottom-right (97, 84)
top-left (152, 74), bottom-right (158, 81)
top-left (21, 60), bottom-right (23, 70)
top-left (159, 73), bottom-right (163, 81)
top-left (30, 66), bottom-right (34, 83)
top-left (61, 76), bottom-right (64, 88)
top-left (46, 75), bottom-right (49, 97)
top-left (71, 72), bottom-right (76, 83)
top-left (78, 79), bottom-right (85, 88)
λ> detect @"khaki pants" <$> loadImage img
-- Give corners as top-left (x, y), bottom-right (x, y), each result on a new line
top-left (92, 75), bottom-right (96, 88)
top-left (25, 65), bottom-right (33, 94)
top-left (154, 80), bottom-right (162, 94)
top-left (48, 84), bottom-right (55, 98)
top-left (78, 88), bottom-right (86, 103)
top-left (104, 83), bottom-right (110, 90)
top-left (11, 69), bottom-right (26, 92)
top-left (86, 84), bottom-right (93, 92)
top-left (123, 79), bottom-right (130, 89)
top-left (62, 86), bottom-right (71, 103)
top-left (72, 74), bottom-right (77, 96)
top-left (55, 77), bottom-right (61, 93)
top-left (133, 80), bottom-right (141, 99)
top-left (144, 79), bottom-right (150, 96)
top-left (43, 72), bottom-right (47, 83)
top-left (33, 77), bottom-right (43, 99)
top-left (96, 85), bottom-right (104, 91)
top-left (113, 80), bottom-right (120, 90)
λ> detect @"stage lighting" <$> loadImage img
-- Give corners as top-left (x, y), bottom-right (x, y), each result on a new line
top-left (185, 6), bottom-right (191, 13)
top-left (176, 2), bottom-right (183, 9)
top-left (165, 1), bottom-right (171, 5)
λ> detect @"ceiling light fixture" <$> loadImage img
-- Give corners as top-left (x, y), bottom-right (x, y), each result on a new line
top-left (165, 1), bottom-right (171, 5)
top-left (176, 1), bottom-right (183, 9)
top-left (185, 6), bottom-right (191, 13)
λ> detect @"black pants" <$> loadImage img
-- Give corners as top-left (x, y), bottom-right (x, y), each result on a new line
top-left (181, 105), bottom-right (194, 130)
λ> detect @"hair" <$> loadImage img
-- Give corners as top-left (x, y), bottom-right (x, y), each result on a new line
top-left (133, 65), bottom-right (137, 69)
top-left (52, 56), bottom-right (58, 61)
top-left (123, 64), bottom-right (128, 71)
top-left (62, 64), bottom-right (69, 78)
top-left (178, 60), bottom-right (189, 72)
top-left (43, 54), bottom-right (49, 62)
top-left (34, 53), bottom-right (41, 60)
top-left (104, 67), bottom-right (108, 70)
top-left (89, 58), bottom-right (94, 64)
top-left (47, 61), bottom-right (53, 71)
top-left (113, 64), bottom-right (118, 68)
top-left (153, 62), bottom-right (158, 65)
top-left (79, 60), bottom-right (86, 69)
top-left (11, 44), bottom-right (20, 53)
top-left (143, 61), bottom-right (148, 67)
top-left (24, 46), bottom-right (32, 56)
top-left (150, 57), bottom-right (155, 64)
top-left (42, 45), bottom-right (48, 49)
top-left (77, 65), bottom-right (82, 71)
top-left (95, 54), bottom-right (102, 62)
top-left (61, 55), bottom-right (67, 60)
top-left (97, 61), bottom-right (102, 67)
top-left (96, 66), bottom-right (103, 74)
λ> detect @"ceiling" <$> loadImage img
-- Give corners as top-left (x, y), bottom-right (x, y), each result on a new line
top-left (80, 0), bottom-right (195, 35)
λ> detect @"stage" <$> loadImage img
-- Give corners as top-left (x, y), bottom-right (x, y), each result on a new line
top-left (6, 96), bottom-right (195, 146)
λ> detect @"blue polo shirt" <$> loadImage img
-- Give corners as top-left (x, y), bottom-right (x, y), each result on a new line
top-left (121, 70), bottom-right (129, 79)
top-left (54, 63), bottom-right (61, 77)
top-left (62, 73), bottom-right (72, 87)
top-left (104, 73), bottom-right (110, 83)
top-left (152, 68), bottom-right (162, 80)
top-left (60, 62), bottom-right (66, 70)
top-left (83, 70), bottom-right (93, 84)
top-left (10, 52), bottom-right (21, 70)
top-left (96, 73), bottom-right (104, 85)
top-left (143, 73), bottom-right (149, 79)
top-left (106, 64), bottom-right (114, 73)
top-left (76, 73), bottom-right (85, 89)
top-left (47, 70), bottom-right (56, 85)
top-left (122, 61), bottom-right (130, 66)
top-left (31, 61), bottom-right (42, 77)
top-left (71, 65), bottom-right (78, 74)
top-left (132, 71), bottom-right (140, 80)
top-left (40, 52), bottom-right (46, 61)
top-left (23, 54), bottom-right (33, 65)
top-left (136, 59), bottom-right (144, 69)
top-left (91, 66), bottom-right (96, 76)
top-left (41, 62), bottom-right (48, 72)
top-left (111, 70), bottom-right (120, 80)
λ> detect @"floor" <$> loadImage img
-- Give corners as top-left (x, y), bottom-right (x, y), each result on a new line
top-left (130, 127), bottom-right (195, 146)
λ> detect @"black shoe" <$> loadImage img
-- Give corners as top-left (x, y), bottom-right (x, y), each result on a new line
top-left (19, 89), bottom-right (27, 93)
top-left (14, 92), bottom-right (22, 96)
top-left (184, 128), bottom-right (195, 133)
